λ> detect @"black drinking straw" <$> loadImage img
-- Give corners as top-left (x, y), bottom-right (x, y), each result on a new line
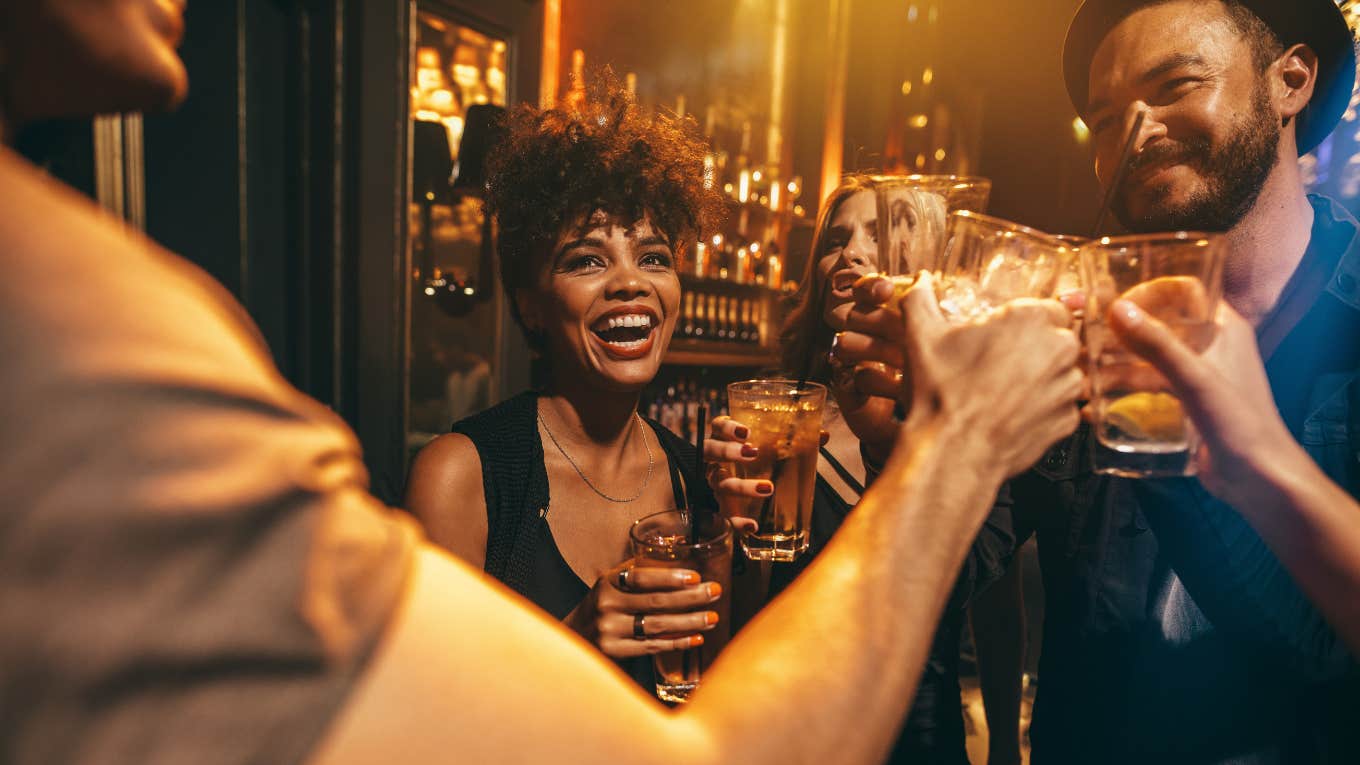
top-left (1090, 110), bottom-right (1145, 239)
top-left (690, 404), bottom-right (707, 544)
top-left (694, 404), bottom-right (707, 490)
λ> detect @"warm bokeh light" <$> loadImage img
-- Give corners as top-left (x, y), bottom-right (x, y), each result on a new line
top-left (1072, 116), bottom-right (1090, 143)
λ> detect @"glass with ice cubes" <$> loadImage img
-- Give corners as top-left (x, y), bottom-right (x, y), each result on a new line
top-left (933, 211), bottom-right (1073, 324)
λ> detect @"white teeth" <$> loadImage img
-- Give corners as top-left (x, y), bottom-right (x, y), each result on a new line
top-left (601, 314), bottom-right (652, 330)
top-left (606, 338), bottom-right (647, 349)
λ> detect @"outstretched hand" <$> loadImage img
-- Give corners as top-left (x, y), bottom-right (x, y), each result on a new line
top-left (894, 272), bottom-right (1083, 478)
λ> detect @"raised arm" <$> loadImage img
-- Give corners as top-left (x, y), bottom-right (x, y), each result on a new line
top-left (1111, 298), bottom-right (1360, 664)
top-left (311, 276), bottom-right (1083, 765)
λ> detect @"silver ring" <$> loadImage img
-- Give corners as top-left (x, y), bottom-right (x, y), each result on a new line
top-left (633, 613), bottom-right (647, 640)
top-left (617, 567), bottom-right (632, 591)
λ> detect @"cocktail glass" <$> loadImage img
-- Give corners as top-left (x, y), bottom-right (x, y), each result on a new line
top-left (1079, 232), bottom-right (1225, 477)
top-left (934, 211), bottom-right (1072, 323)
top-left (872, 175), bottom-right (991, 290)
top-left (721, 380), bottom-right (826, 562)
top-left (630, 509), bottom-right (733, 703)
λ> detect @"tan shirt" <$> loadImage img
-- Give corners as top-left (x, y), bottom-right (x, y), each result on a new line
top-left (0, 148), bottom-right (418, 764)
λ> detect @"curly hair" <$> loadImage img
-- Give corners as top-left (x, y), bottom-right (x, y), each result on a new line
top-left (483, 70), bottom-right (726, 346)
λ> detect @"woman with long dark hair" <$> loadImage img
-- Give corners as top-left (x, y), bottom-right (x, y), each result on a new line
top-left (708, 175), bottom-right (1019, 763)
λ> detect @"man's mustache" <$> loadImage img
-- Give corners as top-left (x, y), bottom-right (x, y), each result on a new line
top-left (1128, 138), bottom-right (1210, 176)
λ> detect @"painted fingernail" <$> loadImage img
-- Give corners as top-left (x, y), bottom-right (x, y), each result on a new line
top-left (1113, 299), bottom-right (1142, 325)
top-left (706, 582), bottom-right (723, 599)
top-left (734, 426), bottom-right (749, 439)
top-left (741, 444), bottom-right (758, 458)
top-left (756, 481), bottom-right (774, 495)
top-left (679, 571), bottom-right (701, 585)
top-left (689, 635), bottom-right (705, 647)
top-left (704, 611), bottom-right (720, 626)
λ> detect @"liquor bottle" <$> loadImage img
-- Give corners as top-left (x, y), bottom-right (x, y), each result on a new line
top-left (715, 296), bottom-right (729, 340)
top-left (692, 290), bottom-right (708, 339)
top-left (706, 294), bottom-right (720, 340)
top-left (680, 292), bottom-right (696, 338)
top-left (683, 380), bottom-right (700, 443)
top-left (726, 297), bottom-right (741, 343)
top-left (737, 299), bottom-right (752, 343)
top-left (660, 385), bottom-right (680, 436)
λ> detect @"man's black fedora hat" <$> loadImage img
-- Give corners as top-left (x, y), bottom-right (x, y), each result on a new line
top-left (1062, 0), bottom-right (1357, 154)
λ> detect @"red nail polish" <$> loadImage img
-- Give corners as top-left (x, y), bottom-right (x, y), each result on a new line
top-left (741, 444), bottom-right (758, 458)
top-left (757, 482), bottom-right (773, 495)
top-left (734, 426), bottom-right (749, 439)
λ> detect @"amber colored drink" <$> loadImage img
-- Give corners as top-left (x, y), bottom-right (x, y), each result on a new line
top-left (723, 380), bottom-right (825, 562)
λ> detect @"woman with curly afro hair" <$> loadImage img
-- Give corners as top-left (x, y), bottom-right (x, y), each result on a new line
top-left (405, 72), bottom-right (730, 694)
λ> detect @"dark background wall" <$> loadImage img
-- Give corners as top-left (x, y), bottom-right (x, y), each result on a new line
top-left (943, 0), bottom-right (1103, 234)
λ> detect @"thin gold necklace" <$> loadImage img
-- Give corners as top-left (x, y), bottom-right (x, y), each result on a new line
top-left (538, 406), bottom-right (655, 503)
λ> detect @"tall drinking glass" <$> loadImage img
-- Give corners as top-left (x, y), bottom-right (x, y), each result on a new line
top-left (934, 211), bottom-right (1073, 323)
top-left (873, 175), bottom-right (992, 295)
top-left (630, 509), bottom-right (733, 703)
top-left (722, 380), bottom-right (826, 562)
top-left (1080, 232), bottom-right (1225, 477)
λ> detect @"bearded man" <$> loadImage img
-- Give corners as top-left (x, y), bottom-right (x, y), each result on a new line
top-left (1008, 1), bottom-right (1360, 762)
top-left (831, 0), bottom-right (1360, 761)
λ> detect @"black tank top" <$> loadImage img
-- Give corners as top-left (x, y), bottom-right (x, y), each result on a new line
top-left (452, 391), bottom-right (715, 692)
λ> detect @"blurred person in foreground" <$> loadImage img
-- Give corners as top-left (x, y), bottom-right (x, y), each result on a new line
top-left (0, 2), bottom-right (1084, 763)
top-left (707, 174), bottom-right (1025, 764)
top-left (837, 0), bottom-right (1360, 762)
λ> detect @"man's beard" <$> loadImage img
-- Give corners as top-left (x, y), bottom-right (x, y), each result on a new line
top-left (1113, 83), bottom-right (1280, 233)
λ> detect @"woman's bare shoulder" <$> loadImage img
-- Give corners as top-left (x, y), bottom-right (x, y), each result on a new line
top-left (406, 433), bottom-right (488, 565)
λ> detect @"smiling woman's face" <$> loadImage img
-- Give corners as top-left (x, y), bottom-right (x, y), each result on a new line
top-left (521, 211), bottom-right (681, 392)
top-left (816, 190), bottom-right (878, 330)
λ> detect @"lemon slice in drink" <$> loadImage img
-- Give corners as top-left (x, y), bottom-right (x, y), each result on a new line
top-left (1105, 392), bottom-right (1185, 441)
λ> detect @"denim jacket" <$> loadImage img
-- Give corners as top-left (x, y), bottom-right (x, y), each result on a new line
top-left (1004, 195), bottom-right (1360, 765)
